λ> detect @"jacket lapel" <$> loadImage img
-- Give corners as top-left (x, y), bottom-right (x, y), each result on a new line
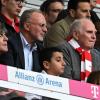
top-left (16, 34), bottom-right (25, 69)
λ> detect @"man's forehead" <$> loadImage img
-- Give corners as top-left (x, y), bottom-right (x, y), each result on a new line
top-left (77, 2), bottom-right (91, 9)
top-left (78, 2), bottom-right (90, 6)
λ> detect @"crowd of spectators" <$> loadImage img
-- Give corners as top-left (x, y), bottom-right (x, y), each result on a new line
top-left (0, 0), bottom-right (100, 100)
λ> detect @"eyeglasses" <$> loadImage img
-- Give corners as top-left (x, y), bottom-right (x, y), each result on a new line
top-left (28, 22), bottom-right (47, 29)
top-left (15, 0), bottom-right (27, 6)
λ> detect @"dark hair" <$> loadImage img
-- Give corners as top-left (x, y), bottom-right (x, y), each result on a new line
top-left (87, 71), bottom-right (100, 85)
top-left (39, 47), bottom-right (63, 69)
top-left (56, 9), bottom-right (67, 22)
top-left (0, 21), bottom-right (7, 35)
top-left (40, 0), bottom-right (64, 14)
top-left (67, 0), bottom-right (90, 10)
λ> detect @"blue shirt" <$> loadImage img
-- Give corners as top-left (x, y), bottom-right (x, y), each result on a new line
top-left (20, 33), bottom-right (37, 71)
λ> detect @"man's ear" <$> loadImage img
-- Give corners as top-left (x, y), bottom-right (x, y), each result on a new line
top-left (73, 31), bottom-right (79, 40)
top-left (44, 13), bottom-right (49, 21)
top-left (24, 22), bottom-right (30, 31)
top-left (43, 61), bottom-right (50, 70)
top-left (69, 9), bottom-right (76, 18)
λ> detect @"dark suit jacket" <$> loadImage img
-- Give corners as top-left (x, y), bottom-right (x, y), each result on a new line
top-left (0, 33), bottom-right (42, 72)
top-left (57, 41), bottom-right (100, 81)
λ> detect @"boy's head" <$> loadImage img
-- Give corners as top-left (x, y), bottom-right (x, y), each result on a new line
top-left (39, 47), bottom-right (65, 76)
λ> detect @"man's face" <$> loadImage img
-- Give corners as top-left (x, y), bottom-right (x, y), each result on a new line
top-left (76, 20), bottom-right (97, 50)
top-left (47, 2), bottom-right (64, 24)
top-left (90, 0), bottom-right (96, 8)
top-left (74, 2), bottom-right (91, 19)
top-left (4, 0), bottom-right (24, 17)
top-left (28, 12), bottom-right (47, 42)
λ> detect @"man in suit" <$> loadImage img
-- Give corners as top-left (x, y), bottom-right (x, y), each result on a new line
top-left (57, 18), bottom-right (100, 81)
top-left (0, 8), bottom-right (47, 100)
top-left (0, 9), bottom-right (47, 72)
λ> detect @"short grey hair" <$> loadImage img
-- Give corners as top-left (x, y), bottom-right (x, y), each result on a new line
top-left (69, 18), bottom-right (91, 35)
top-left (20, 9), bottom-right (42, 31)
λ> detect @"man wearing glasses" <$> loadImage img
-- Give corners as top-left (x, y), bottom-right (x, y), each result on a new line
top-left (0, 0), bottom-right (25, 37)
top-left (0, 9), bottom-right (47, 100)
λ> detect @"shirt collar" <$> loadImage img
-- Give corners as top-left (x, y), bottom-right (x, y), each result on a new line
top-left (20, 33), bottom-right (37, 51)
top-left (1, 14), bottom-right (20, 33)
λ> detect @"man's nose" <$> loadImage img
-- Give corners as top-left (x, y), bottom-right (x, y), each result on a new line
top-left (87, 10), bottom-right (91, 18)
top-left (43, 26), bottom-right (47, 33)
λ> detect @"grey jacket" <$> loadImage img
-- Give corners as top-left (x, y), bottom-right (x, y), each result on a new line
top-left (57, 41), bottom-right (100, 81)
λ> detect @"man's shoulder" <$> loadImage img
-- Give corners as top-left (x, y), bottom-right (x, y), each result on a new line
top-left (53, 17), bottom-right (69, 27)
top-left (57, 41), bottom-right (73, 51)
top-left (49, 16), bottom-right (73, 34)
top-left (47, 17), bottom-right (70, 36)
top-left (91, 49), bottom-right (100, 56)
top-left (8, 33), bottom-right (21, 47)
top-left (91, 49), bottom-right (100, 70)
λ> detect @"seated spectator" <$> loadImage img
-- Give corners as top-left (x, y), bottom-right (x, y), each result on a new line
top-left (0, 22), bottom-right (24, 100)
top-left (40, 0), bottom-right (64, 29)
top-left (0, 9), bottom-right (47, 71)
top-left (57, 18), bottom-right (100, 81)
top-left (25, 47), bottom-right (64, 100)
top-left (0, 23), bottom-right (23, 100)
top-left (39, 47), bottom-right (65, 100)
top-left (87, 71), bottom-right (100, 85)
top-left (39, 47), bottom-right (65, 76)
top-left (0, 9), bottom-right (47, 100)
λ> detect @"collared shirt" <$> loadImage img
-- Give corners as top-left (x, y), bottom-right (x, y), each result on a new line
top-left (42, 70), bottom-right (48, 74)
top-left (1, 14), bottom-right (20, 33)
top-left (20, 33), bottom-right (37, 71)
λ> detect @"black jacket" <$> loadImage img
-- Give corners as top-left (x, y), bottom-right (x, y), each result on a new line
top-left (0, 33), bottom-right (43, 72)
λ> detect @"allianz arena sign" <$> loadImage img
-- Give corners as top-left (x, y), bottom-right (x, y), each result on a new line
top-left (0, 64), bottom-right (100, 100)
